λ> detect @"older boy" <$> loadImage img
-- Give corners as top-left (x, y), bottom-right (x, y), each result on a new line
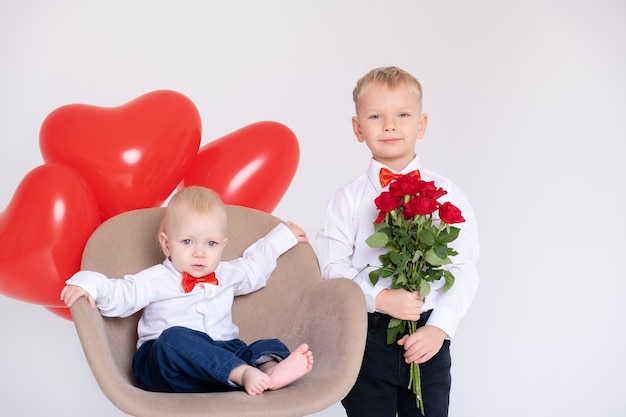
top-left (316, 66), bottom-right (479, 417)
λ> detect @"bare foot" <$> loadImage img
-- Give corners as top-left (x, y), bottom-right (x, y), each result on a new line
top-left (235, 365), bottom-right (273, 395)
top-left (265, 343), bottom-right (314, 390)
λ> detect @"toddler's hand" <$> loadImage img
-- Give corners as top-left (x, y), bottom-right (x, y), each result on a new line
top-left (60, 284), bottom-right (96, 309)
top-left (284, 221), bottom-right (309, 243)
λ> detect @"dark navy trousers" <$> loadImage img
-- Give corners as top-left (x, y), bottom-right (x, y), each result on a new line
top-left (342, 310), bottom-right (452, 417)
top-left (132, 326), bottom-right (290, 393)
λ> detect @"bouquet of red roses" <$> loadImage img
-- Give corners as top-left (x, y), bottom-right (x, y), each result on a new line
top-left (366, 171), bottom-right (465, 414)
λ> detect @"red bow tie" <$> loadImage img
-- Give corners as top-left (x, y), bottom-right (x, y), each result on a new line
top-left (182, 271), bottom-right (219, 293)
top-left (379, 168), bottom-right (421, 187)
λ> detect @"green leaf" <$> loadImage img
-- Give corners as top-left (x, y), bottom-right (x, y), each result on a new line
top-left (384, 243), bottom-right (397, 252)
top-left (373, 222), bottom-right (388, 232)
top-left (386, 319), bottom-right (406, 344)
top-left (418, 228), bottom-right (436, 246)
top-left (424, 249), bottom-right (452, 266)
top-left (438, 226), bottom-right (460, 243)
top-left (379, 268), bottom-right (394, 278)
top-left (389, 251), bottom-right (403, 265)
top-left (433, 243), bottom-right (448, 259)
top-left (399, 236), bottom-right (412, 248)
top-left (442, 270), bottom-right (455, 292)
top-left (366, 232), bottom-right (389, 248)
top-left (394, 272), bottom-right (407, 287)
top-left (369, 270), bottom-right (380, 285)
top-left (395, 228), bottom-right (409, 238)
top-left (419, 280), bottom-right (430, 298)
top-left (412, 250), bottom-right (423, 263)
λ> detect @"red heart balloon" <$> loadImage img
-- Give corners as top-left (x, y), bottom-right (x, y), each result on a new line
top-left (0, 164), bottom-right (100, 307)
top-left (39, 90), bottom-right (202, 221)
top-left (182, 121), bottom-right (299, 212)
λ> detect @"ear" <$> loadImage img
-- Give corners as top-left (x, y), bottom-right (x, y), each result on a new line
top-left (417, 113), bottom-right (429, 140)
top-left (223, 237), bottom-right (229, 247)
top-left (352, 116), bottom-right (365, 143)
top-left (159, 232), bottom-right (171, 257)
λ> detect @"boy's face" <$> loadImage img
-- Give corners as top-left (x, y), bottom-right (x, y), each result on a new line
top-left (352, 82), bottom-right (428, 172)
top-left (159, 204), bottom-right (228, 278)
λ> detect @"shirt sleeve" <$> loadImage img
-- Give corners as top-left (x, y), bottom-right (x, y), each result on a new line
top-left (316, 187), bottom-right (386, 312)
top-left (65, 266), bottom-right (164, 318)
top-left (223, 222), bottom-right (298, 296)
top-left (426, 183), bottom-right (480, 338)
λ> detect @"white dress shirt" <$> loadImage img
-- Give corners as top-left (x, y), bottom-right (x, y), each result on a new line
top-left (315, 157), bottom-right (479, 338)
top-left (67, 223), bottom-right (297, 348)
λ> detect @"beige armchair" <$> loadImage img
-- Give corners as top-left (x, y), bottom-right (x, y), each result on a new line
top-left (69, 206), bottom-right (367, 417)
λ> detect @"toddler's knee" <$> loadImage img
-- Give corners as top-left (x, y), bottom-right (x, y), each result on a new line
top-left (158, 326), bottom-right (189, 342)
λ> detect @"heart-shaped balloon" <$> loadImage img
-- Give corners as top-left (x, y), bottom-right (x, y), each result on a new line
top-left (39, 90), bottom-right (202, 221)
top-left (0, 164), bottom-right (100, 307)
top-left (182, 121), bottom-right (299, 212)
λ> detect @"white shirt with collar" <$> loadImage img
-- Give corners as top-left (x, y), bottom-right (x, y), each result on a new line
top-left (66, 223), bottom-right (297, 348)
top-left (315, 157), bottom-right (479, 338)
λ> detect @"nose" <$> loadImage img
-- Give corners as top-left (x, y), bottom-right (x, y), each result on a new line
top-left (383, 120), bottom-right (396, 132)
top-left (193, 246), bottom-right (206, 257)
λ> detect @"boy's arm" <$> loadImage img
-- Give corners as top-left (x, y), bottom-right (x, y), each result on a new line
top-left (316, 188), bottom-right (392, 313)
top-left (227, 222), bottom-right (299, 295)
top-left (425, 185), bottom-right (480, 339)
top-left (62, 268), bottom-right (159, 318)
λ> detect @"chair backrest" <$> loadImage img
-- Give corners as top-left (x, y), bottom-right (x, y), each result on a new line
top-left (80, 205), bottom-right (321, 384)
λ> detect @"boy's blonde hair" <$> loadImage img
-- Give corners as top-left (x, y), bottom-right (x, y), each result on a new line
top-left (352, 66), bottom-right (423, 105)
top-left (159, 186), bottom-right (227, 235)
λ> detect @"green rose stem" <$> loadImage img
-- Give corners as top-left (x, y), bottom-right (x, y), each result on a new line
top-left (407, 320), bottom-right (425, 415)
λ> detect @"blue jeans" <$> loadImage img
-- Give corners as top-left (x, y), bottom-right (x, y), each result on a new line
top-left (342, 311), bottom-right (452, 417)
top-left (132, 326), bottom-right (290, 393)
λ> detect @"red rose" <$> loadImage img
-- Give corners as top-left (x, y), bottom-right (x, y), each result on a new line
top-left (421, 181), bottom-right (447, 200)
top-left (438, 202), bottom-right (465, 224)
top-left (389, 175), bottom-right (423, 198)
top-left (374, 192), bottom-right (403, 223)
top-left (404, 195), bottom-right (439, 218)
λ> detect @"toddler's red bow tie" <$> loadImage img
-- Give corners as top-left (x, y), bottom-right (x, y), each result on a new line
top-left (182, 271), bottom-right (219, 293)
top-left (379, 168), bottom-right (421, 187)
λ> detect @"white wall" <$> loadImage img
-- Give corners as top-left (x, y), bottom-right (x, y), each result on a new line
top-left (1, 1), bottom-right (625, 416)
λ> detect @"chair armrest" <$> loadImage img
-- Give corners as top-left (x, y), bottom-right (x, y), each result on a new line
top-left (70, 298), bottom-right (138, 400)
top-left (285, 278), bottom-right (367, 404)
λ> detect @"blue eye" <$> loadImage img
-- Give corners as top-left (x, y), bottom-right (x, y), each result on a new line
top-left (399, 112), bottom-right (410, 118)
top-left (369, 114), bottom-right (381, 120)
top-left (207, 241), bottom-right (218, 247)
top-left (182, 239), bottom-right (192, 245)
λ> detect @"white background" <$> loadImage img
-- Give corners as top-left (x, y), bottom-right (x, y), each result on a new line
top-left (1, 1), bottom-right (625, 416)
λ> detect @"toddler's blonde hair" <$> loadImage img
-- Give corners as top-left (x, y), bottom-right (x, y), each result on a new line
top-left (159, 186), bottom-right (227, 236)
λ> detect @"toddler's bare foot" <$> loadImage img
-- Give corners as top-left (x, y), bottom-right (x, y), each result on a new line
top-left (266, 343), bottom-right (314, 390)
top-left (239, 365), bottom-right (272, 395)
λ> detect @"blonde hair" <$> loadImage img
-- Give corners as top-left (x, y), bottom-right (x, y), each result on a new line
top-left (159, 186), bottom-right (227, 236)
top-left (352, 66), bottom-right (423, 105)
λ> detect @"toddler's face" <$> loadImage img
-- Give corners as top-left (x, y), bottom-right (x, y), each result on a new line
top-left (352, 82), bottom-right (427, 171)
top-left (159, 205), bottom-right (227, 278)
